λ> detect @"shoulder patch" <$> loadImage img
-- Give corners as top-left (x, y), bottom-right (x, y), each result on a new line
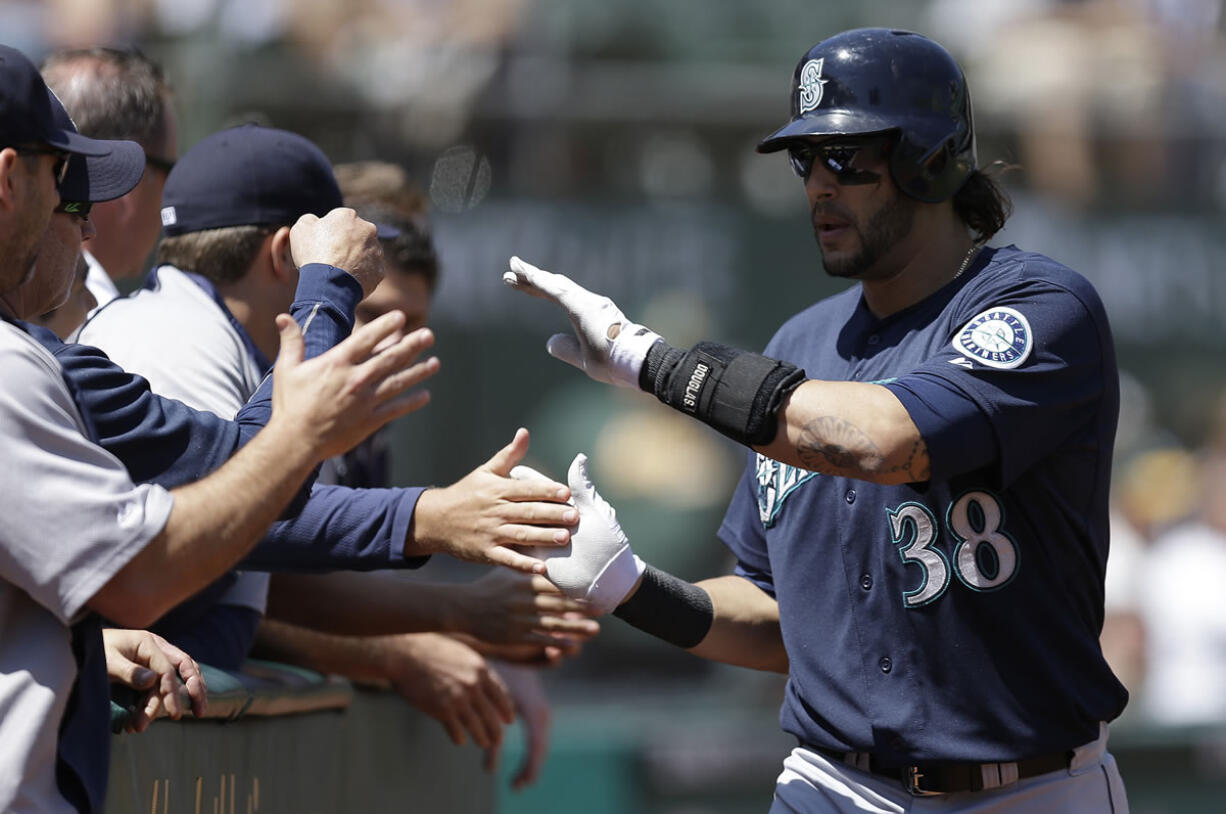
top-left (952, 307), bottom-right (1033, 369)
top-left (755, 454), bottom-right (816, 528)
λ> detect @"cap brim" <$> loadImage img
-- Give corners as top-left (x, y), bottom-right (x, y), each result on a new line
top-left (42, 127), bottom-right (113, 158)
top-left (755, 112), bottom-right (899, 153)
top-left (59, 140), bottom-right (147, 203)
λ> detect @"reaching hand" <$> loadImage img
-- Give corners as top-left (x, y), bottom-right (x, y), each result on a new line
top-left (270, 310), bottom-right (439, 461)
top-left (102, 628), bottom-right (207, 733)
top-left (289, 208), bottom-right (385, 297)
top-left (459, 570), bottom-right (600, 647)
top-left (485, 662), bottom-right (552, 790)
top-left (512, 454), bottom-right (644, 614)
top-left (382, 633), bottom-right (515, 750)
top-left (502, 256), bottom-right (662, 388)
top-left (410, 428), bottom-right (577, 575)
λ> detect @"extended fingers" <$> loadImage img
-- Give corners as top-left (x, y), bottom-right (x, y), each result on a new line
top-left (486, 546), bottom-right (549, 576)
top-left (339, 309), bottom-right (411, 362)
top-left (355, 325), bottom-right (435, 380)
top-left (504, 257), bottom-right (570, 302)
top-left (369, 357), bottom-right (440, 405)
top-left (534, 614), bottom-right (601, 637)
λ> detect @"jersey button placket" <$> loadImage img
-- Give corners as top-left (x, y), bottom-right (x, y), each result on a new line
top-left (860, 574), bottom-right (872, 591)
top-left (845, 490), bottom-right (856, 504)
top-left (879, 656), bottom-right (892, 674)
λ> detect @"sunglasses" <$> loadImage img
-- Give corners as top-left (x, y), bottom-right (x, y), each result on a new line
top-left (17, 144), bottom-right (70, 188)
top-left (55, 199), bottom-right (92, 219)
top-left (787, 136), bottom-right (892, 185)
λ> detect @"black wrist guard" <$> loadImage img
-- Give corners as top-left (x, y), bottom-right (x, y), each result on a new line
top-left (613, 565), bottom-right (714, 649)
top-left (638, 340), bottom-right (805, 446)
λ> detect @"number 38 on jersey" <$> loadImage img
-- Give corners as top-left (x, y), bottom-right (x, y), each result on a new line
top-left (886, 490), bottom-right (1019, 608)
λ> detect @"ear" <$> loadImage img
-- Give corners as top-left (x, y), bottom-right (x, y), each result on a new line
top-left (0, 148), bottom-right (21, 213)
top-left (268, 226), bottom-right (295, 282)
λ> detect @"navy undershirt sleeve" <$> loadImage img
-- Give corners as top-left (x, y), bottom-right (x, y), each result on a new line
top-left (241, 484), bottom-right (429, 572)
top-left (233, 263), bottom-right (363, 450)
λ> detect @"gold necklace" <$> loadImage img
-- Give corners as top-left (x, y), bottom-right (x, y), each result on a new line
top-left (953, 244), bottom-right (981, 280)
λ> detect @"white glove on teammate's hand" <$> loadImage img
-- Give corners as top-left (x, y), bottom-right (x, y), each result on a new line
top-left (510, 454), bottom-right (645, 615)
top-left (502, 256), bottom-right (662, 389)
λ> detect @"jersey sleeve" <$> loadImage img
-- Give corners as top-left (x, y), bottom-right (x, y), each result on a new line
top-left (0, 337), bottom-right (173, 623)
top-left (884, 278), bottom-right (1111, 486)
top-left (44, 335), bottom-right (242, 487)
top-left (717, 453), bottom-right (776, 597)
top-left (232, 263), bottom-right (364, 517)
top-left (239, 484), bottom-right (428, 572)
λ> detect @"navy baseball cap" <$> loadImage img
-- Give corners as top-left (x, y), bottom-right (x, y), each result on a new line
top-left (47, 91), bottom-right (146, 203)
top-left (0, 44), bottom-right (109, 157)
top-left (160, 124), bottom-right (342, 236)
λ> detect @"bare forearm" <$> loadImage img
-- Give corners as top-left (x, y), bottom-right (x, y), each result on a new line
top-left (93, 420), bottom-right (319, 627)
top-left (756, 380), bottom-right (929, 484)
top-left (252, 618), bottom-right (390, 683)
top-left (685, 575), bottom-right (788, 673)
top-left (265, 572), bottom-right (462, 636)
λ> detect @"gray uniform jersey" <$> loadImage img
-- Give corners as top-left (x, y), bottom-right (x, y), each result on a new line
top-left (0, 321), bottom-right (173, 812)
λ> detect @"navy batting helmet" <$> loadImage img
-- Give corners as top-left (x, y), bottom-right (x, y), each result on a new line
top-left (757, 28), bottom-right (976, 203)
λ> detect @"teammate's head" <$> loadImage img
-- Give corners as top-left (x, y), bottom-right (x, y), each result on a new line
top-left (8, 90), bottom-right (144, 321)
top-left (757, 28), bottom-right (1010, 277)
top-left (156, 124), bottom-right (342, 290)
top-left (1, 45), bottom-right (142, 304)
top-left (334, 161), bottom-right (438, 333)
top-left (42, 47), bottom-right (178, 282)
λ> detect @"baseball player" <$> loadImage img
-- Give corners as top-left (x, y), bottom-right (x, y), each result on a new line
top-left (504, 28), bottom-right (1130, 813)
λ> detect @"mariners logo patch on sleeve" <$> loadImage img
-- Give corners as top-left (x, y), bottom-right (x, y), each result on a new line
top-left (952, 307), bottom-right (1033, 369)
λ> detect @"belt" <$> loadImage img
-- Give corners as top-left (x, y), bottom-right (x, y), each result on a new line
top-left (807, 745), bottom-right (1073, 796)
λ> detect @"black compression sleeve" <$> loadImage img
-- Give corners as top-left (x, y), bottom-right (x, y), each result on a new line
top-left (612, 565), bottom-right (713, 649)
top-left (638, 340), bottom-right (805, 446)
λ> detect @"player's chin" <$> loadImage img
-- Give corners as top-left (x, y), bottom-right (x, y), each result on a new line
top-left (816, 244), bottom-right (865, 280)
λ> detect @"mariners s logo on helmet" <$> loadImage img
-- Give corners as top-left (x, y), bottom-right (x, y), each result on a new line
top-left (797, 58), bottom-right (828, 114)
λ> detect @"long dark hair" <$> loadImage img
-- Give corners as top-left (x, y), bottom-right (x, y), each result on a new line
top-left (953, 161), bottom-right (1016, 242)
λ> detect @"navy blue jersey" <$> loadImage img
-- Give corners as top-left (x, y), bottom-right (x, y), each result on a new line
top-left (718, 245), bottom-right (1126, 764)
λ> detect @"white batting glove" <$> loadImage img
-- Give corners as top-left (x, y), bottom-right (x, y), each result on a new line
top-left (503, 256), bottom-right (662, 389)
top-left (510, 454), bottom-right (645, 615)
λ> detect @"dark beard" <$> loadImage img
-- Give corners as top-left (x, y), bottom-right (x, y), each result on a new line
top-left (818, 193), bottom-right (916, 279)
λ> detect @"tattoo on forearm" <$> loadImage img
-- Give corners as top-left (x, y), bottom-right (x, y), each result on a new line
top-left (796, 417), bottom-right (930, 481)
top-left (897, 438), bottom-right (931, 481)
top-left (796, 416), bottom-right (884, 473)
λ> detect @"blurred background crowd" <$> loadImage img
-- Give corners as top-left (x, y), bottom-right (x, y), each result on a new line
top-left (8, 0), bottom-right (1226, 810)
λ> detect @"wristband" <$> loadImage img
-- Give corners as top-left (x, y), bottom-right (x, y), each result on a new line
top-left (638, 340), bottom-right (806, 446)
top-left (613, 565), bottom-right (714, 649)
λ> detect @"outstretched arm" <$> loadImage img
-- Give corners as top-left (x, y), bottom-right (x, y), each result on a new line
top-left (511, 454), bottom-right (788, 673)
top-left (503, 258), bottom-right (927, 484)
top-left (250, 623), bottom-right (516, 751)
top-left (263, 569), bottom-right (599, 647)
top-left (244, 428), bottom-right (582, 576)
top-left (88, 312), bottom-right (437, 627)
